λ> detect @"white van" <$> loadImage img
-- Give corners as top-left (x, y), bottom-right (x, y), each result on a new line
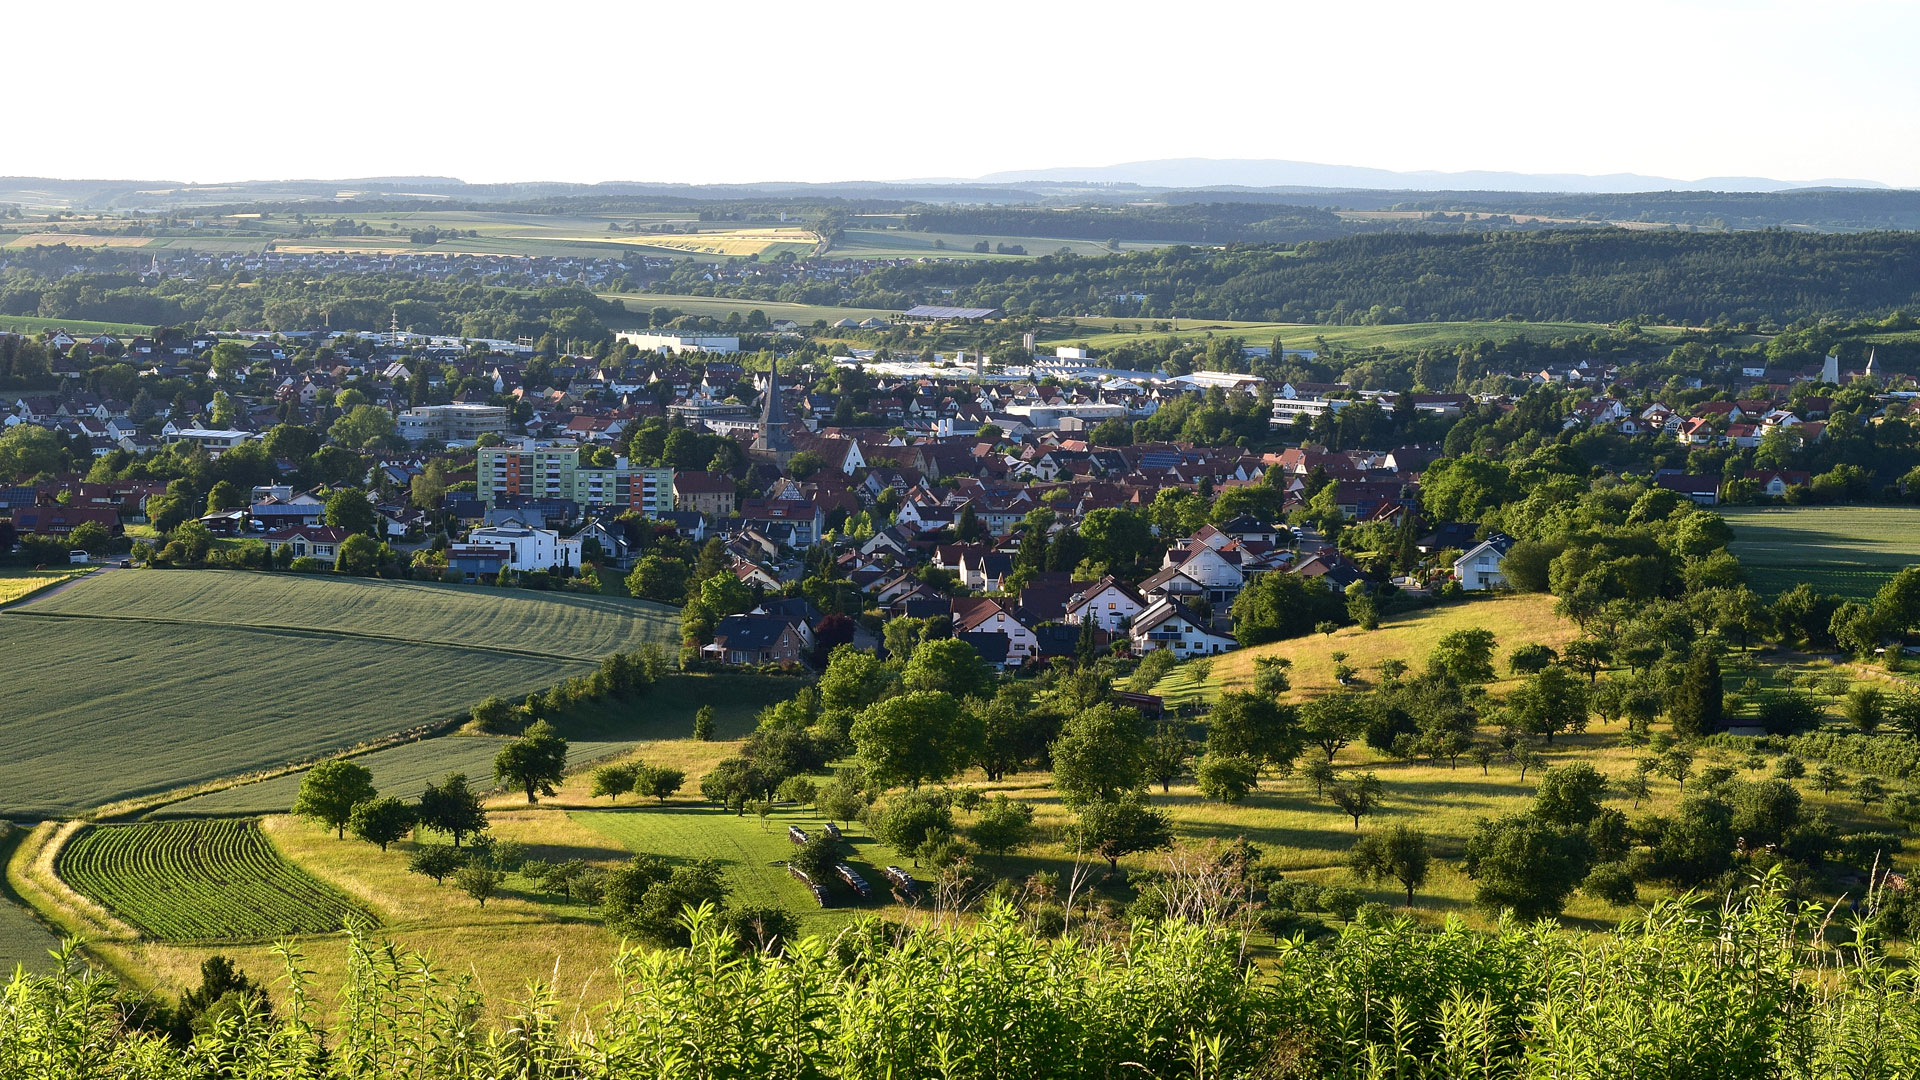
top-left (68, 550), bottom-right (90, 565)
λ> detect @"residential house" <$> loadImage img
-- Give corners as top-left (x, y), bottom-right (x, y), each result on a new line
top-left (263, 525), bottom-right (350, 565)
top-left (1129, 597), bottom-right (1237, 657)
top-left (1453, 534), bottom-right (1516, 591)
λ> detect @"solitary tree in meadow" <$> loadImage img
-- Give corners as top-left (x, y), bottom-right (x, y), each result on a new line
top-left (292, 759), bottom-right (376, 839)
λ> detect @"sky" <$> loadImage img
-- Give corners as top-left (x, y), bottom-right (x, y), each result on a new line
top-left (8, 0), bottom-right (1918, 188)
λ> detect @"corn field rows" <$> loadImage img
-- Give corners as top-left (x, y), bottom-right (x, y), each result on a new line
top-left (4, 870), bottom-right (1920, 1078)
top-left (55, 820), bottom-right (370, 941)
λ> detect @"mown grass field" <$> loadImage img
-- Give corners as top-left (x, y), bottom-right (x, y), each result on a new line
top-left (57, 820), bottom-right (372, 941)
top-left (1723, 505), bottom-right (1920, 599)
top-left (1151, 593), bottom-right (1577, 708)
top-left (0, 570), bottom-right (684, 816)
top-left (25, 570), bottom-right (679, 660)
top-left (572, 801), bottom-right (912, 932)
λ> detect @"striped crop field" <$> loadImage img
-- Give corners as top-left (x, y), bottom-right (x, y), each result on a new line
top-left (56, 820), bottom-right (374, 941)
top-left (0, 570), bottom-right (680, 817)
top-left (1723, 505), bottom-right (1920, 598)
top-left (21, 569), bottom-right (679, 661)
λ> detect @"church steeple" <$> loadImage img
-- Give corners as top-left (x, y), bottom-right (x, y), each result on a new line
top-left (749, 354), bottom-right (796, 464)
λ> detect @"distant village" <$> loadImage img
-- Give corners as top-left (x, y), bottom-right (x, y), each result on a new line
top-left (0, 310), bottom-right (1885, 672)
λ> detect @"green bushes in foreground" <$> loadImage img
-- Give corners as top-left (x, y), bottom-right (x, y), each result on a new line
top-left (5, 872), bottom-right (1920, 1077)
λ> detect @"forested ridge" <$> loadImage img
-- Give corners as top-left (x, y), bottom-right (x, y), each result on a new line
top-left (850, 230), bottom-right (1920, 325)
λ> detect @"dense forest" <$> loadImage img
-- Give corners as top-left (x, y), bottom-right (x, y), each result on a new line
top-left (0, 266), bottom-right (627, 341)
top-left (905, 203), bottom-right (1352, 244)
top-left (846, 230), bottom-right (1920, 325)
top-left (1155, 187), bottom-right (1920, 231)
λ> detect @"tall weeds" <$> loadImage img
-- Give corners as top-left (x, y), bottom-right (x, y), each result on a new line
top-left (3, 870), bottom-right (1920, 1078)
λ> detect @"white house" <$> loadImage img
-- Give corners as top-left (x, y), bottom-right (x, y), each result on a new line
top-left (465, 519), bottom-right (583, 572)
top-left (1129, 597), bottom-right (1237, 657)
top-left (1063, 575), bottom-right (1146, 632)
top-left (1453, 535), bottom-right (1515, 591)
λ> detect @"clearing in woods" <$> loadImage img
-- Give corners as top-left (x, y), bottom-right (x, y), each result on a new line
top-left (1722, 504), bottom-right (1920, 599)
top-left (56, 820), bottom-right (373, 941)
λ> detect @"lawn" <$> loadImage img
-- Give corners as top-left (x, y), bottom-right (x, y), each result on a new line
top-left (22, 569), bottom-right (679, 661)
top-left (0, 314), bottom-right (156, 336)
top-left (572, 801), bottom-right (913, 933)
top-left (1152, 593), bottom-right (1578, 708)
top-left (1723, 504), bottom-right (1920, 599)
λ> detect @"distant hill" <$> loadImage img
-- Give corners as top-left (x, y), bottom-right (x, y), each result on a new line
top-left (967, 157), bottom-right (1892, 194)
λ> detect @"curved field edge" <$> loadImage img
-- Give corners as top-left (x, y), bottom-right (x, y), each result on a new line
top-left (54, 821), bottom-right (375, 942)
top-left (0, 826), bottom-right (63, 971)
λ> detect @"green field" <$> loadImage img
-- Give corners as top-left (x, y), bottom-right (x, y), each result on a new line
top-left (0, 314), bottom-right (156, 336)
top-left (600, 291), bottom-right (904, 327)
top-left (150, 736), bottom-right (622, 818)
top-left (0, 571), bottom-right (680, 817)
top-left (572, 802), bottom-right (913, 930)
top-left (1038, 319), bottom-right (1680, 353)
top-left (57, 820), bottom-right (373, 941)
top-left (831, 227), bottom-right (1160, 261)
top-left (1723, 505), bottom-right (1920, 598)
top-left (26, 570), bottom-right (679, 661)
top-left (0, 827), bottom-right (60, 973)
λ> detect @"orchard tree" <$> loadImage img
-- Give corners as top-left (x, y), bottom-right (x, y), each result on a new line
top-left (636, 765), bottom-right (686, 804)
top-left (1073, 792), bottom-right (1173, 869)
top-left (495, 720), bottom-right (569, 803)
top-left (969, 795), bottom-right (1035, 857)
top-left (1348, 824), bottom-right (1432, 906)
top-left (901, 638), bottom-right (994, 700)
top-left (292, 759), bottom-right (376, 838)
top-left (1327, 772), bottom-right (1385, 828)
top-left (1506, 665), bottom-right (1590, 744)
top-left (1428, 628), bottom-right (1498, 684)
top-left (1050, 703), bottom-right (1149, 807)
top-left (417, 773), bottom-right (488, 846)
top-left (349, 796), bottom-right (416, 852)
top-left (591, 763), bottom-right (639, 802)
top-left (850, 690), bottom-right (979, 789)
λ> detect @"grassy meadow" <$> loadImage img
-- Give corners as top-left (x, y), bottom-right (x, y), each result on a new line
top-left (1723, 504), bottom-right (1920, 598)
top-left (1151, 593), bottom-right (1578, 708)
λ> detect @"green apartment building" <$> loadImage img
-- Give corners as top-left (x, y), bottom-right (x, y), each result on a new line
top-left (476, 445), bottom-right (674, 516)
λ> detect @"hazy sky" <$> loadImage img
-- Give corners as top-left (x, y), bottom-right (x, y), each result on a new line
top-left (11, 0), bottom-right (1917, 187)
